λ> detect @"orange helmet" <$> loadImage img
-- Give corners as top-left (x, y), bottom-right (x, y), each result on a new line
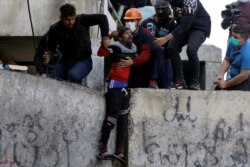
top-left (124, 8), bottom-right (142, 20)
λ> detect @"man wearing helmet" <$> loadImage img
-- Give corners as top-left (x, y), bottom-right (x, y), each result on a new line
top-left (142, 0), bottom-right (176, 88)
top-left (121, 8), bottom-right (166, 88)
top-left (154, 0), bottom-right (211, 90)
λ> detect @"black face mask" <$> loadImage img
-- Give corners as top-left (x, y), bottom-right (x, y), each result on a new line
top-left (155, 7), bottom-right (172, 21)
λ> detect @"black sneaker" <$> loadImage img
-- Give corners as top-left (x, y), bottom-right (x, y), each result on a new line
top-left (189, 80), bottom-right (201, 90)
top-left (174, 80), bottom-right (187, 89)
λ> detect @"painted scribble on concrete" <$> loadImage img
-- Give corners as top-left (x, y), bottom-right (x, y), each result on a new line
top-left (129, 91), bottom-right (250, 167)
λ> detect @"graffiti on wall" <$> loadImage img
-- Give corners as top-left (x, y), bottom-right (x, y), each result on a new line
top-left (0, 111), bottom-right (87, 167)
top-left (139, 97), bottom-right (250, 167)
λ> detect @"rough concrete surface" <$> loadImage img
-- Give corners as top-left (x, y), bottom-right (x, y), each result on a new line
top-left (1, 71), bottom-right (250, 167)
top-left (128, 89), bottom-right (250, 167)
top-left (180, 45), bottom-right (222, 63)
top-left (87, 38), bottom-right (104, 91)
top-left (0, 71), bottom-right (120, 167)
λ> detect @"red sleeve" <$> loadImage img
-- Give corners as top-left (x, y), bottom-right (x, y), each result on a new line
top-left (132, 44), bottom-right (151, 65)
top-left (97, 45), bottom-right (109, 57)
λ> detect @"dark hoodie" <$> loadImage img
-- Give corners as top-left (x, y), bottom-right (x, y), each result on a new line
top-left (170, 0), bottom-right (211, 37)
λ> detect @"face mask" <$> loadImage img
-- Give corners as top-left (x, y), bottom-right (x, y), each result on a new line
top-left (125, 22), bottom-right (137, 33)
top-left (229, 36), bottom-right (240, 48)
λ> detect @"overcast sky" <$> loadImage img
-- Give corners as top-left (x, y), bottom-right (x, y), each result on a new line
top-left (200, 0), bottom-right (235, 57)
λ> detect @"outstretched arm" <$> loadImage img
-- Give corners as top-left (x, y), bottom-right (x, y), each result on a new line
top-left (214, 57), bottom-right (230, 84)
top-left (79, 14), bottom-right (109, 38)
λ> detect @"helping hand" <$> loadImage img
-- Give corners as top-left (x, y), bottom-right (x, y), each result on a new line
top-left (101, 37), bottom-right (111, 49)
top-left (119, 57), bottom-right (133, 68)
top-left (43, 52), bottom-right (51, 64)
top-left (213, 75), bottom-right (223, 84)
top-left (153, 33), bottom-right (174, 47)
top-left (217, 80), bottom-right (227, 89)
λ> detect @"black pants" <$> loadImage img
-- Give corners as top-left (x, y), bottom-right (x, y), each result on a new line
top-left (168, 29), bottom-right (206, 82)
top-left (100, 88), bottom-right (131, 150)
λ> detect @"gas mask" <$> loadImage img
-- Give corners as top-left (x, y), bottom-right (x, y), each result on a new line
top-left (125, 21), bottom-right (137, 33)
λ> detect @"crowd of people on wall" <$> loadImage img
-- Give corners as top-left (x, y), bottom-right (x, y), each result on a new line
top-left (29, 0), bottom-right (250, 92)
top-left (1, 0), bottom-right (249, 165)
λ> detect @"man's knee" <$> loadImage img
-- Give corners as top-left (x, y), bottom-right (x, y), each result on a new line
top-left (186, 48), bottom-right (198, 59)
top-left (68, 71), bottom-right (83, 83)
top-left (151, 46), bottom-right (164, 61)
top-left (103, 117), bottom-right (116, 131)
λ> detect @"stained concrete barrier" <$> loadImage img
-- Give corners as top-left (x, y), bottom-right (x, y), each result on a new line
top-left (0, 71), bottom-right (119, 167)
top-left (129, 89), bottom-right (250, 167)
top-left (1, 71), bottom-right (250, 167)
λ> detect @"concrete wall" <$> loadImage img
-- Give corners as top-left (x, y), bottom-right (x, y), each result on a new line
top-left (0, 71), bottom-right (118, 167)
top-left (1, 72), bottom-right (250, 167)
top-left (129, 89), bottom-right (250, 166)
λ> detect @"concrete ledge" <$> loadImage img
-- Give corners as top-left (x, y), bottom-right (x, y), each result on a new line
top-left (128, 89), bottom-right (250, 167)
top-left (2, 72), bottom-right (248, 167)
top-left (0, 71), bottom-right (118, 167)
top-left (180, 44), bottom-right (222, 63)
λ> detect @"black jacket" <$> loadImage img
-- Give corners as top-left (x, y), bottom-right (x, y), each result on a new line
top-left (34, 33), bottom-right (49, 74)
top-left (170, 0), bottom-right (211, 37)
top-left (48, 14), bottom-right (109, 61)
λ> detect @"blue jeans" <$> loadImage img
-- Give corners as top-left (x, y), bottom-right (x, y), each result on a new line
top-left (159, 59), bottom-right (172, 88)
top-left (54, 57), bottom-right (93, 84)
top-left (151, 46), bottom-right (172, 88)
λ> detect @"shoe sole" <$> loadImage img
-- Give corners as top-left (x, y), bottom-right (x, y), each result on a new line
top-left (112, 154), bottom-right (126, 165)
top-left (175, 86), bottom-right (186, 89)
top-left (189, 88), bottom-right (200, 90)
top-left (97, 154), bottom-right (113, 160)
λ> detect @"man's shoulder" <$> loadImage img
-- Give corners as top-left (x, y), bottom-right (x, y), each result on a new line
top-left (138, 27), bottom-right (152, 37)
top-left (242, 40), bottom-right (250, 53)
top-left (49, 21), bottom-right (60, 31)
top-left (134, 27), bottom-right (153, 43)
